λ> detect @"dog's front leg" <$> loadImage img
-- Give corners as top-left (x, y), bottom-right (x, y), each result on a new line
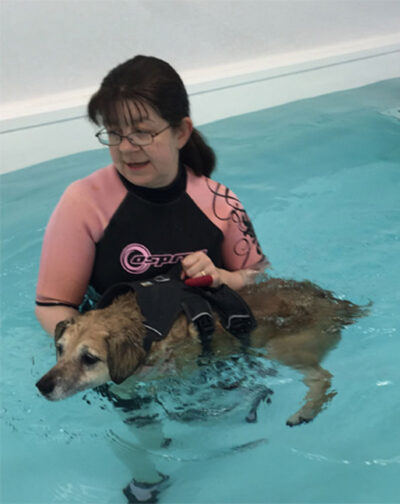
top-left (286, 365), bottom-right (336, 427)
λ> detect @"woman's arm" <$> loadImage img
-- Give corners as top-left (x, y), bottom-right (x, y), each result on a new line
top-left (181, 251), bottom-right (262, 290)
top-left (35, 304), bottom-right (79, 336)
top-left (35, 181), bottom-right (100, 335)
top-left (217, 267), bottom-right (260, 290)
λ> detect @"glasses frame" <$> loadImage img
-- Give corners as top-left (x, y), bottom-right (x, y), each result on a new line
top-left (95, 124), bottom-right (171, 147)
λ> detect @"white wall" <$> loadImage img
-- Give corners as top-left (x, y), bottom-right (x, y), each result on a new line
top-left (2, 0), bottom-right (400, 107)
top-left (1, 0), bottom-right (400, 173)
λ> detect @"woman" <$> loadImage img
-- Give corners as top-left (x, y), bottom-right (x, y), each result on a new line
top-left (35, 55), bottom-right (267, 335)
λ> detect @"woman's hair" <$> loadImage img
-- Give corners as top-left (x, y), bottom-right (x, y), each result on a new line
top-left (88, 55), bottom-right (216, 177)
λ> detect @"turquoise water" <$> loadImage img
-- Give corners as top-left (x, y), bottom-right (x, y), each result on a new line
top-left (1, 79), bottom-right (400, 503)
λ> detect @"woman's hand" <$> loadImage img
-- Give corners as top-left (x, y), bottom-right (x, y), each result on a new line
top-left (181, 251), bottom-right (223, 287)
top-left (181, 251), bottom-right (258, 290)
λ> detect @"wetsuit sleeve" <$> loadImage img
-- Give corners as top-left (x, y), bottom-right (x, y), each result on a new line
top-left (220, 190), bottom-right (268, 271)
top-left (36, 182), bottom-right (98, 307)
top-left (185, 169), bottom-right (269, 272)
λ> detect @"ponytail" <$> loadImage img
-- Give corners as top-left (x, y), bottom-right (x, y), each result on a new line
top-left (180, 128), bottom-right (216, 178)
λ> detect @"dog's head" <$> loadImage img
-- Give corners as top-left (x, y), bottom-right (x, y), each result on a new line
top-left (36, 301), bottom-right (147, 400)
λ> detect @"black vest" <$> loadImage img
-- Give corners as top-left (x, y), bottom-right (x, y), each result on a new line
top-left (97, 269), bottom-right (256, 352)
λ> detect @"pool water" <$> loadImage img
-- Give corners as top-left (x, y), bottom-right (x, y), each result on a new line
top-left (1, 78), bottom-right (400, 504)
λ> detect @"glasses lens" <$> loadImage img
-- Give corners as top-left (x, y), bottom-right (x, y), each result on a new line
top-left (96, 130), bottom-right (155, 146)
top-left (97, 131), bottom-right (121, 146)
top-left (129, 132), bottom-right (152, 146)
top-left (107, 132), bottom-right (122, 145)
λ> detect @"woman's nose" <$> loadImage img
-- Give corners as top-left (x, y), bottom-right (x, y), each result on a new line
top-left (119, 137), bottom-right (141, 152)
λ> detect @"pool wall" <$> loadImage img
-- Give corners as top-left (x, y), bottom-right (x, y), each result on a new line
top-left (1, 0), bottom-right (400, 174)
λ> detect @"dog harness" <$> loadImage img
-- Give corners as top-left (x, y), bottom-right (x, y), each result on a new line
top-left (97, 271), bottom-right (256, 352)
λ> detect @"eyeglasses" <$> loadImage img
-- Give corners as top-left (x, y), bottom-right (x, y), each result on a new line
top-left (95, 124), bottom-right (171, 147)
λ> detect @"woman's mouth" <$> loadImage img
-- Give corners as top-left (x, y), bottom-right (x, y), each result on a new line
top-left (124, 161), bottom-right (150, 170)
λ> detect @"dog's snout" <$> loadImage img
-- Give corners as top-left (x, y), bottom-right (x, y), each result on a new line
top-left (36, 375), bottom-right (55, 397)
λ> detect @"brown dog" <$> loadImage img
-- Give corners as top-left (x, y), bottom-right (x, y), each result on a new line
top-left (36, 278), bottom-right (367, 426)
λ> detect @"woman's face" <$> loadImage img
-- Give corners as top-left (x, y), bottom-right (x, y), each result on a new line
top-left (107, 102), bottom-right (192, 188)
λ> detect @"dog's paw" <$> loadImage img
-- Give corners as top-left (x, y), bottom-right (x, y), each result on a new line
top-left (286, 412), bottom-right (314, 427)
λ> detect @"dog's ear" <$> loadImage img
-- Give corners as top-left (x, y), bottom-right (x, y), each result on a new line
top-left (54, 318), bottom-right (76, 342)
top-left (105, 330), bottom-right (146, 385)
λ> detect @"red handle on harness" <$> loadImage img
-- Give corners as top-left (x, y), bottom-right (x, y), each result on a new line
top-left (184, 275), bottom-right (213, 288)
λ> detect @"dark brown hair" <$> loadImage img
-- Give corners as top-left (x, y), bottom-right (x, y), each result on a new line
top-left (88, 55), bottom-right (216, 177)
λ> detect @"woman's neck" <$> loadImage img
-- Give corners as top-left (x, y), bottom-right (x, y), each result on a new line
top-left (116, 163), bottom-right (187, 203)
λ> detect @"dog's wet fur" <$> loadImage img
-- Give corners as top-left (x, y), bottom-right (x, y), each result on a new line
top-left (36, 278), bottom-right (368, 426)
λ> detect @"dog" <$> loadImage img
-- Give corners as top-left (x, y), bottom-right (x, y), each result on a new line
top-left (36, 278), bottom-right (368, 426)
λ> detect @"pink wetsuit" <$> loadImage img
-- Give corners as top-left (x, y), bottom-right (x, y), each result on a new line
top-left (36, 164), bottom-right (266, 308)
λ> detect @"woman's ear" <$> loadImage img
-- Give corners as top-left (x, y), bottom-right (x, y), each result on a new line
top-left (176, 117), bottom-right (193, 149)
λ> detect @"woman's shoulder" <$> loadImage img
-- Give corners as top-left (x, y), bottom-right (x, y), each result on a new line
top-left (185, 167), bottom-right (242, 214)
top-left (60, 165), bottom-right (126, 212)
top-left (55, 165), bottom-right (127, 227)
top-left (65, 164), bottom-right (121, 197)
top-left (186, 167), bottom-right (227, 190)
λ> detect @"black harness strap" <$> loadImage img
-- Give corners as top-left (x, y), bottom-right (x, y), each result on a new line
top-left (180, 290), bottom-right (215, 353)
top-left (201, 285), bottom-right (256, 337)
top-left (97, 270), bottom-right (256, 353)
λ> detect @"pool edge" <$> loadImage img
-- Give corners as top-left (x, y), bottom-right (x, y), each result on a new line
top-left (1, 35), bottom-right (400, 174)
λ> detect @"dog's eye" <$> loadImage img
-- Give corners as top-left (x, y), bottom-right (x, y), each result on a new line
top-left (56, 344), bottom-right (63, 356)
top-left (82, 353), bottom-right (100, 366)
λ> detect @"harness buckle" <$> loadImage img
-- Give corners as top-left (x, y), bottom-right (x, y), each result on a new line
top-left (227, 315), bottom-right (256, 336)
top-left (193, 313), bottom-right (215, 340)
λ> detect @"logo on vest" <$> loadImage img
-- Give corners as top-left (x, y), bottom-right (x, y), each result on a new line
top-left (120, 244), bottom-right (207, 274)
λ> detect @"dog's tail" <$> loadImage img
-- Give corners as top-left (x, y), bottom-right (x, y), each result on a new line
top-left (331, 298), bottom-right (372, 325)
top-left (295, 279), bottom-right (372, 325)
